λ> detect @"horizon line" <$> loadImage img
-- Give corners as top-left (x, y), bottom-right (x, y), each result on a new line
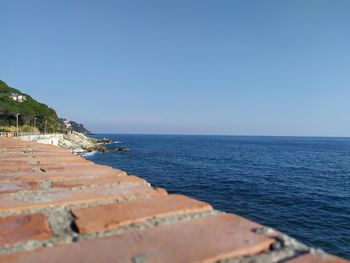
top-left (89, 132), bottom-right (350, 139)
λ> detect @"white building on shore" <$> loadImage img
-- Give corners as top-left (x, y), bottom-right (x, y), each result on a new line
top-left (10, 93), bottom-right (27, 102)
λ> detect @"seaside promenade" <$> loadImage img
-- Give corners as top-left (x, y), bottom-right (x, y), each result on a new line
top-left (0, 137), bottom-right (347, 262)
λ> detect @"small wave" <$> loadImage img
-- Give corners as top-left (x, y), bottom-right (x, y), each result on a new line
top-left (82, 151), bottom-right (97, 157)
top-left (114, 141), bottom-right (122, 144)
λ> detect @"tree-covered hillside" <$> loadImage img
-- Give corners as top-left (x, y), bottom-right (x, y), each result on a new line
top-left (0, 80), bottom-right (62, 132)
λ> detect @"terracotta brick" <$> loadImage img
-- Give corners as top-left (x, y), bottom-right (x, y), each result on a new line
top-left (31, 152), bottom-right (76, 157)
top-left (0, 214), bottom-right (274, 263)
top-left (0, 165), bottom-right (33, 173)
top-left (0, 159), bottom-right (30, 165)
top-left (49, 172), bottom-right (127, 182)
top-left (0, 185), bottom-right (164, 213)
top-left (0, 253), bottom-right (22, 263)
top-left (154, 187), bottom-right (168, 195)
top-left (32, 163), bottom-right (97, 171)
top-left (0, 213), bottom-right (51, 246)
top-left (30, 146), bottom-right (70, 152)
top-left (0, 181), bottom-right (39, 194)
top-left (33, 158), bottom-right (91, 165)
top-left (72, 194), bottom-right (212, 233)
top-left (45, 169), bottom-right (127, 181)
top-left (1, 164), bottom-right (95, 174)
top-left (0, 160), bottom-right (28, 165)
top-left (0, 169), bottom-right (126, 182)
top-left (41, 163), bottom-right (112, 171)
top-left (288, 253), bottom-right (349, 263)
top-left (36, 156), bottom-right (92, 162)
top-left (52, 175), bottom-right (146, 188)
top-left (0, 153), bottom-right (27, 157)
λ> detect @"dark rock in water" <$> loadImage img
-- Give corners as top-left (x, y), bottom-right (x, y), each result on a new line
top-left (86, 145), bottom-right (108, 153)
top-left (95, 138), bottom-right (113, 144)
top-left (111, 147), bottom-right (130, 152)
top-left (97, 145), bottom-right (108, 153)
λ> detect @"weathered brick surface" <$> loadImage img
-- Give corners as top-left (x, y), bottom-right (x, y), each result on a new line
top-left (0, 165), bottom-right (33, 173)
top-left (0, 214), bottom-right (51, 246)
top-left (0, 214), bottom-right (275, 263)
top-left (0, 169), bottom-right (126, 183)
top-left (52, 175), bottom-right (146, 188)
top-left (153, 187), bottom-right (168, 195)
top-left (26, 164), bottom-right (98, 172)
top-left (0, 185), bottom-right (164, 213)
top-left (72, 194), bottom-right (213, 233)
top-left (0, 181), bottom-right (39, 194)
top-left (45, 168), bottom-right (127, 180)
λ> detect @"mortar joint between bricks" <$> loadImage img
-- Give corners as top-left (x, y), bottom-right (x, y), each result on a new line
top-left (39, 180), bottom-right (52, 191)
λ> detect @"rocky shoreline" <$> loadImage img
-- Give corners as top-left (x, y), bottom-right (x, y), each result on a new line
top-left (18, 131), bottom-right (112, 154)
top-left (17, 132), bottom-right (128, 154)
top-left (59, 132), bottom-right (111, 153)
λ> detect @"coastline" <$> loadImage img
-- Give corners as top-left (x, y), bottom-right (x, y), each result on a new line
top-left (17, 131), bottom-right (110, 154)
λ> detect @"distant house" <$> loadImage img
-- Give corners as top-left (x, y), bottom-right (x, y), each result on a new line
top-left (10, 93), bottom-right (27, 102)
top-left (63, 120), bottom-right (72, 129)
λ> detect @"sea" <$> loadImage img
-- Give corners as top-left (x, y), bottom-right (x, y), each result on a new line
top-left (84, 134), bottom-right (350, 259)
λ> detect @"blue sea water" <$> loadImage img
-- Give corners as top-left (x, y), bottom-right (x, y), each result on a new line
top-left (85, 134), bottom-right (350, 259)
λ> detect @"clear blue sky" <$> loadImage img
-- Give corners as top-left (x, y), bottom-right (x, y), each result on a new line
top-left (1, 0), bottom-right (350, 136)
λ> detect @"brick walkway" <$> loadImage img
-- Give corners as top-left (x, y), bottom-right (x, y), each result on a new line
top-left (0, 138), bottom-right (347, 262)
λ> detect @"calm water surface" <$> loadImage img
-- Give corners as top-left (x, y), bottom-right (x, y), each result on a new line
top-left (85, 134), bottom-right (350, 258)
